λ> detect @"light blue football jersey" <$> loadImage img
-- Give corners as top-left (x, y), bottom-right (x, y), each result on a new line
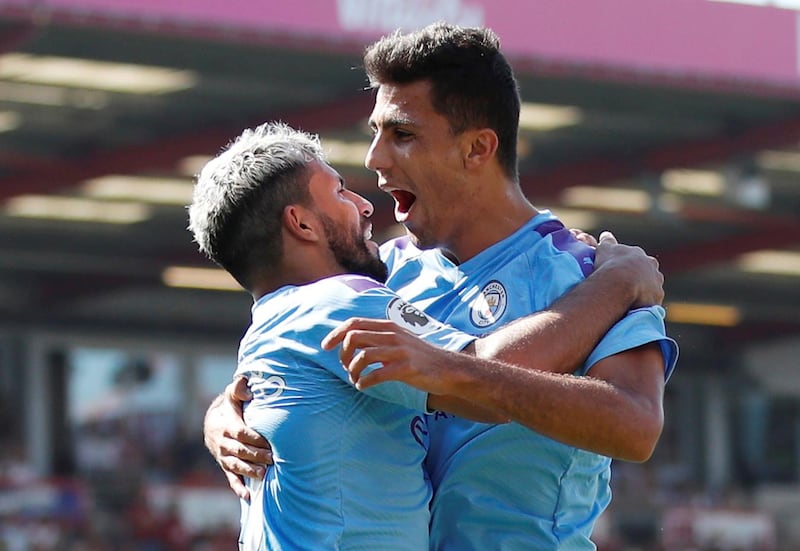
top-left (381, 211), bottom-right (679, 551)
top-left (236, 274), bottom-right (475, 551)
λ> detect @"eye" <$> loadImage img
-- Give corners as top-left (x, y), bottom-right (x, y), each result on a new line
top-left (394, 128), bottom-right (413, 141)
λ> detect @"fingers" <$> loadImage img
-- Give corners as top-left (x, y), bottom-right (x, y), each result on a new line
top-left (338, 329), bottom-right (400, 368)
top-left (214, 382), bottom-right (270, 455)
top-left (321, 321), bottom-right (350, 350)
top-left (209, 391), bottom-right (273, 465)
top-left (322, 317), bottom-right (389, 349)
top-left (219, 448), bottom-right (268, 479)
top-left (322, 318), bottom-right (423, 390)
top-left (598, 231), bottom-right (617, 245)
top-left (651, 256), bottom-right (663, 277)
top-left (217, 434), bottom-right (271, 480)
top-left (221, 377), bottom-right (251, 420)
top-left (346, 348), bottom-right (371, 385)
top-left (216, 436), bottom-right (271, 501)
top-left (345, 348), bottom-right (407, 390)
top-left (352, 367), bottom-right (390, 390)
top-left (227, 376), bottom-right (252, 402)
top-left (229, 425), bottom-right (273, 454)
top-left (225, 471), bottom-right (251, 501)
top-left (323, 319), bottom-right (409, 378)
top-left (569, 228), bottom-right (598, 248)
top-left (344, 345), bottom-right (402, 386)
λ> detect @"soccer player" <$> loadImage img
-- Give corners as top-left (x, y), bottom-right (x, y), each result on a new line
top-left (190, 121), bottom-right (668, 549)
top-left (355, 24), bottom-right (676, 549)
top-left (188, 122), bottom-right (472, 549)
top-left (206, 23), bottom-right (678, 550)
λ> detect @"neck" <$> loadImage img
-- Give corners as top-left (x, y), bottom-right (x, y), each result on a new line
top-left (250, 255), bottom-right (344, 300)
top-left (443, 183), bottom-right (538, 264)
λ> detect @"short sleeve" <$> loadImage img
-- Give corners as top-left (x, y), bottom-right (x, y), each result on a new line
top-left (582, 305), bottom-right (678, 380)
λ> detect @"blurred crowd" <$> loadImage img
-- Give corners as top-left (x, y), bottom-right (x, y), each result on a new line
top-left (0, 413), bottom-right (238, 551)
top-left (0, 406), bottom-right (779, 551)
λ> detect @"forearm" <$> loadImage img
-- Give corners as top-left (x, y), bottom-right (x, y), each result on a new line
top-left (427, 391), bottom-right (509, 424)
top-left (474, 263), bottom-right (636, 372)
top-left (437, 345), bottom-right (665, 461)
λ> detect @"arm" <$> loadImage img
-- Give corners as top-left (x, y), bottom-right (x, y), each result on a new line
top-left (426, 394), bottom-right (510, 424)
top-left (206, 230), bottom-right (664, 483)
top-left (325, 231), bottom-right (663, 380)
top-left (439, 342), bottom-right (665, 462)
top-left (474, 231), bottom-right (663, 372)
top-left (204, 377), bottom-right (273, 500)
top-left (324, 323), bottom-right (665, 461)
top-left (322, 232), bottom-right (669, 460)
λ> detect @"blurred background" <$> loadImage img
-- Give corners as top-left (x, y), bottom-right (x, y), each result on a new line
top-left (0, 0), bottom-right (799, 549)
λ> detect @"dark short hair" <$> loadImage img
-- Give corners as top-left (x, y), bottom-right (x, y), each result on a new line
top-left (364, 22), bottom-right (520, 180)
top-left (188, 123), bottom-right (322, 290)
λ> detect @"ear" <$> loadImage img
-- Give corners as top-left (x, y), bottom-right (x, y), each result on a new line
top-left (463, 128), bottom-right (499, 170)
top-left (283, 204), bottom-right (321, 243)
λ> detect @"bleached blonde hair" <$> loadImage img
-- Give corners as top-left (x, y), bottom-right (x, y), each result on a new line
top-left (188, 122), bottom-right (325, 289)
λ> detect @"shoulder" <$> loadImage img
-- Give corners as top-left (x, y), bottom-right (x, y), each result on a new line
top-left (310, 275), bottom-right (446, 337)
top-left (290, 276), bottom-right (396, 315)
top-left (380, 235), bottom-right (424, 267)
top-left (325, 274), bottom-right (388, 294)
top-left (308, 275), bottom-right (400, 319)
top-left (251, 276), bottom-right (391, 324)
top-left (381, 236), bottom-right (456, 280)
top-left (529, 216), bottom-right (595, 278)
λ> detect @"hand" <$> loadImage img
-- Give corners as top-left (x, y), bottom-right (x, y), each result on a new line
top-left (204, 377), bottom-right (273, 500)
top-left (322, 318), bottom-right (459, 394)
top-left (594, 231), bottom-right (664, 307)
top-left (570, 228), bottom-right (598, 247)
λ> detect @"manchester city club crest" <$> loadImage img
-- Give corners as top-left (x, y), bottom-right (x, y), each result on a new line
top-left (469, 280), bottom-right (508, 328)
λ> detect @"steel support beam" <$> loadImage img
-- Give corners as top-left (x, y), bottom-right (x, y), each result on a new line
top-left (0, 92), bottom-right (374, 201)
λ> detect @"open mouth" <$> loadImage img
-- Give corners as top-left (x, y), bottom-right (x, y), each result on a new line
top-left (391, 190), bottom-right (417, 221)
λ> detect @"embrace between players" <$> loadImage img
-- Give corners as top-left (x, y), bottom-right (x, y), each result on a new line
top-left (189, 22), bottom-right (678, 551)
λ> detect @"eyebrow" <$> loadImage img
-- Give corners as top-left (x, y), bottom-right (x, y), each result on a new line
top-left (369, 114), bottom-right (415, 130)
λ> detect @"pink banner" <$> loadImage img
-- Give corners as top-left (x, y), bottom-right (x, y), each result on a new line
top-left (2, 0), bottom-right (799, 87)
top-left (486, 0), bottom-right (799, 86)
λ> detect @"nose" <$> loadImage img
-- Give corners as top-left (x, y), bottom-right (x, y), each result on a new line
top-left (364, 133), bottom-right (386, 173)
top-left (347, 190), bottom-right (374, 218)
